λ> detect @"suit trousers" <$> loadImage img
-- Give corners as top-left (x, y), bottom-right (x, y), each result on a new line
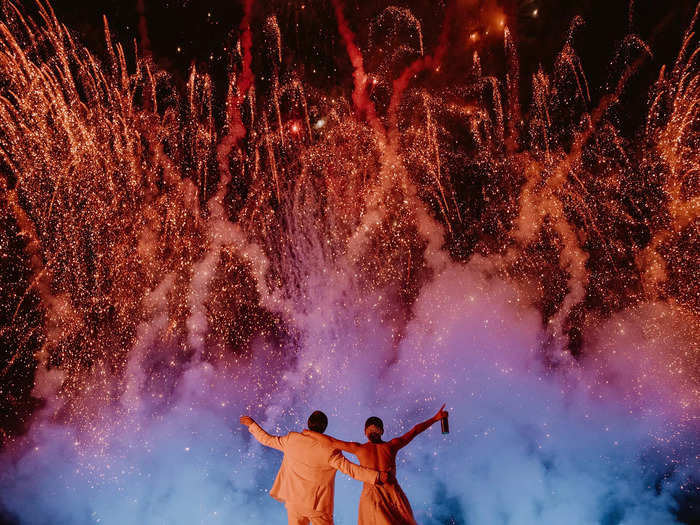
top-left (285, 504), bottom-right (334, 525)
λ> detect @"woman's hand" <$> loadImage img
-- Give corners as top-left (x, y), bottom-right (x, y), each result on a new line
top-left (432, 404), bottom-right (447, 423)
top-left (392, 403), bottom-right (448, 449)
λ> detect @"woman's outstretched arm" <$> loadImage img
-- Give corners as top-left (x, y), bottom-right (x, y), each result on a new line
top-left (306, 430), bottom-right (363, 455)
top-left (389, 404), bottom-right (447, 450)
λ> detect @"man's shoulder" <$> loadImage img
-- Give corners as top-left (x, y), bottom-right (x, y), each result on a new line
top-left (287, 430), bottom-right (321, 444)
top-left (285, 431), bottom-right (333, 458)
top-left (283, 430), bottom-right (311, 446)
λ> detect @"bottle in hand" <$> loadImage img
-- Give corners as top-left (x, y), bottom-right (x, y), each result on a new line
top-left (441, 411), bottom-right (449, 434)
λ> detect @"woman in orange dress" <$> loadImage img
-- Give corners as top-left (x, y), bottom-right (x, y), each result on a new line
top-left (311, 404), bottom-right (447, 525)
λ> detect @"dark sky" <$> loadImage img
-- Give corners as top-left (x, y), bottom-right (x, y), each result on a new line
top-left (34, 0), bottom-right (698, 100)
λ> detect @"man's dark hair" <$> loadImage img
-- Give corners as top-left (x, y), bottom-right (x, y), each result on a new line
top-left (308, 410), bottom-right (328, 433)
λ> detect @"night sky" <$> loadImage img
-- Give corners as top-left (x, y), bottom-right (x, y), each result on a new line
top-left (37, 0), bottom-right (699, 120)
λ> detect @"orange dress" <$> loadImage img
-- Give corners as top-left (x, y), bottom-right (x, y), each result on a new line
top-left (355, 442), bottom-right (418, 525)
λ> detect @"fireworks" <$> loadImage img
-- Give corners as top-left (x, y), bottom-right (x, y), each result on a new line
top-left (0, 1), bottom-right (698, 523)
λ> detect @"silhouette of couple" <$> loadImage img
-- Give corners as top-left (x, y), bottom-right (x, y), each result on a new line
top-left (240, 404), bottom-right (447, 525)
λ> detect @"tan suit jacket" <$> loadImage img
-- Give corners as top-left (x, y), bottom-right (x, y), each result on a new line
top-left (248, 423), bottom-right (379, 515)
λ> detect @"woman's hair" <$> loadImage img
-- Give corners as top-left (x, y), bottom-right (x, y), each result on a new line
top-left (364, 416), bottom-right (384, 443)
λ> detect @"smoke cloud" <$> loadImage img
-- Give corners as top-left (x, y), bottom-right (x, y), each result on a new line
top-left (1, 252), bottom-right (696, 525)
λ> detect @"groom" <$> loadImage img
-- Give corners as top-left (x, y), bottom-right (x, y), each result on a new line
top-left (240, 410), bottom-right (390, 525)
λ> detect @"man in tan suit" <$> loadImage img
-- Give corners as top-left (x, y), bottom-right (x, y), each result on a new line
top-left (240, 411), bottom-right (390, 525)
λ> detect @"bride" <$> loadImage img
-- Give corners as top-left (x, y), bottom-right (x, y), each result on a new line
top-left (310, 404), bottom-right (447, 525)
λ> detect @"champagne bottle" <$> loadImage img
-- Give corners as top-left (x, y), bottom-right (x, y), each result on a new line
top-left (441, 411), bottom-right (449, 434)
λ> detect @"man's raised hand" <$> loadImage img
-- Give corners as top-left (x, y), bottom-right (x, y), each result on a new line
top-left (240, 415), bottom-right (255, 427)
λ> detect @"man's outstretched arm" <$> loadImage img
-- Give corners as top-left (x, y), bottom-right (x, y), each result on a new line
top-left (240, 415), bottom-right (287, 451)
top-left (327, 449), bottom-right (389, 485)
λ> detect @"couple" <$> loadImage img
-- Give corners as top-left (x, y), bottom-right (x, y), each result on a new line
top-left (240, 404), bottom-right (447, 525)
